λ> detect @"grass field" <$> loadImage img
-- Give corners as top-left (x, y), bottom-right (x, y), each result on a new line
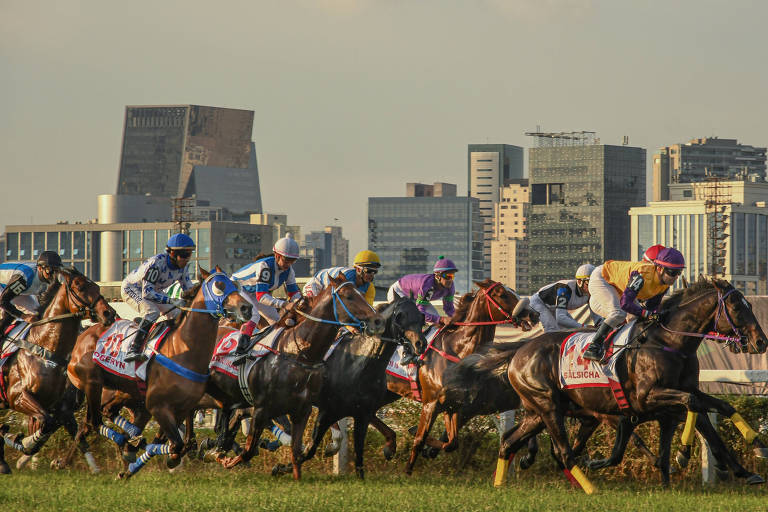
top-left (1, 465), bottom-right (766, 512)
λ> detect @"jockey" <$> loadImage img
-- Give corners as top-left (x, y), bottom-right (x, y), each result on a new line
top-left (0, 251), bottom-right (63, 339)
top-left (387, 256), bottom-right (457, 326)
top-left (302, 250), bottom-right (381, 306)
top-left (230, 234), bottom-right (301, 364)
top-left (122, 233), bottom-right (196, 362)
top-left (583, 247), bottom-right (685, 362)
top-left (643, 244), bottom-right (666, 263)
top-left (529, 264), bottom-right (597, 332)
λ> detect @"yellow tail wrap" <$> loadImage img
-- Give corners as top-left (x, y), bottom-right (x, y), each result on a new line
top-left (569, 466), bottom-right (596, 495)
top-left (493, 458), bottom-right (509, 487)
top-left (731, 413), bottom-right (758, 444)
top-left (681, 411), bottom-right (698, 446)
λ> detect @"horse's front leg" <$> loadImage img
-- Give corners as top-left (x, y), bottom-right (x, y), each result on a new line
top-left (290, 405), bottom-right (312, 480)
top-left (11, 390), bottom-right (57, 456)
top-left (691, 390), bottom-right (767, 457)
top-left (369, 415), bottom-right (397, 460)
top-left (148, 405), bottom-right (185, 469)
top-left (586, 416), bottom-right (636, 470)
top-left (405, 400), bottom-right (441, 475)
top-left (656, 416), bottom-right (678, 486)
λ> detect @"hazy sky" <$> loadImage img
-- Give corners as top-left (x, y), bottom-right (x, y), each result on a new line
top-left (2, 0), bottom-right (767, 257)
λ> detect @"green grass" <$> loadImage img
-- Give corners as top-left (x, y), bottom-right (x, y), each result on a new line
top-left (0, 466), bottom-right (765, 512)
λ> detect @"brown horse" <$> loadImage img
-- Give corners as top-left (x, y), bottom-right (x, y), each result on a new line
top-left (371, 279), bottom-right (539, 474)
top-left (0, 267), bottom-right (115, 474)
top-left (67, 267), bottom-right (252, 478)
top-left (200, 275), bottom-right (385, 479)
top-left (495, 277), bottom-right (768, 493)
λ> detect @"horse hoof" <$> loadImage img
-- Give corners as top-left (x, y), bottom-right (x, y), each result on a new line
top-left (383, 445), bottom-right (395, 460)
top-left (16, 455), bottom-right (33, 470)
top-left (356, 466), bottom-right (365, 479)
top-left (271, 463), bottom-right (289, 477)
top-left (586, 459), bottom-right (608, 470)
top-left (408, 426), bottom-right (418, 436)
top-left (675, 451), bottom-right (690, 468)
top-left (0, 463), bottom-right (10, 475)
top-left (166, 455), bottom-right (182, 470)
top-left (426, 447), bottom-right (439, 459)
top-left (753, 447), bottom-right (768, 459)
top-left (324, 442), bottom-right (340, 458)
top-left (50, 458), bottom-right (65, 470)
top-left (519, 455), bottom-right (534, 470)
top-left (116, 471), bottom-right (130, 480)
top-left (715, 466), bottom-right (731, 482)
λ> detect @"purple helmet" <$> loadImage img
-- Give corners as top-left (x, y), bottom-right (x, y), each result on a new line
top-left (655, 247), bottom-right (685, 269)
top-left (433, 256), bottom-right (458, 273)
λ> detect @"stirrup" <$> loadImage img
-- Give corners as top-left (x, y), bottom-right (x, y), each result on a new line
top-left (232, 352), bottom-right (249, 366)
top-left (582, 344), bottom-right (604, 362)
top-left (124, 351), bottom-right (147, 363)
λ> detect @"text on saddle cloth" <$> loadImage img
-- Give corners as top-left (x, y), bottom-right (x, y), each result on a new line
top-left (93, 318), bottom-right (170, 381)
top-left (558, 320), bottom-right (636, 391)
top-left (210, 327), bottom-right (284, 379)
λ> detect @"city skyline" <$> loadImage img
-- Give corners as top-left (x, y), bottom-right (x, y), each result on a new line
top-left (2, 1), bottom-right (768, 258)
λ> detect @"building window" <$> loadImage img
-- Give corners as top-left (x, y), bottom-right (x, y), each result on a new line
top-left (19, 232), bottom-right (31, 259)
top-left (6, 232), bottom-right (18, 260)
top-left (60, 232), bottom-right (71, 258)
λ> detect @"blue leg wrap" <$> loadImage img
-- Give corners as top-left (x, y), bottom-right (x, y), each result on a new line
top-left (270, 424), bottom-right (291, 446)
top-left (112, 415), bottom-right (143, 438)
top-left (3, 434), bottom-right (24, 452)
top-left (128, 443), bottom-right (172, 475)
top-left (98, 425), bottom-right (126, 447)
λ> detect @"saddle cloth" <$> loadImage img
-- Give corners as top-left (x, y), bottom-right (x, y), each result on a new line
top-left (210, 327), bottom-right (284, 379)
top-left (558, 320), bottom-right (636, 390)
top-left (1, 322), bottom-right (29, 361)
top-left (93, 319), bottom-right (170, 381)
top-left (385, 325), bottom-right (440, 382)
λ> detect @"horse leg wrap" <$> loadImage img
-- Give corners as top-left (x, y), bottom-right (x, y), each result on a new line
top-left (681, 411), bottom-right (697, 447)
top-left (127, 443), bottom-right (172, 475)
top-left (3, 434), bottom-right (24, 452)
top-left (21, 428), bottom-right (48, 452)
top-left (270, 424), bottom-right (291, 446)
top-left (84, 452), bottom-right (100, 474)
top-left (730, 413), bottom-right (759, 444)
top-left (112, 415), bottom-right (143, 439)
top-left (98, 425), bottom-right (126, 447)
top-left (568, 466), bottom-right (596, 495)
top-left (493, 454), bottom-right (513, 487)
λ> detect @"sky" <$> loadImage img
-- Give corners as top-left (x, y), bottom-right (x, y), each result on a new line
top-left (2, 0), bottom-right (768, 257)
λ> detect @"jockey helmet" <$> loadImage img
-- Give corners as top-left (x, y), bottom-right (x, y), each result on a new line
top-left (575, 263), bottom-right (595, 280)
top-left (166, 233), bottom-right (196, 251)
top-left (643, 244), bottom-right (666, 263)
top-left (433, 256), bottom-right (458, 273)
top-left (654, 247), bottom-right (685, 269)
top-left (37, 251), bottom-right (62, 269)
top-left (273, 233), bottom-right (300, 259)
top-left (353, 250), bottom-right (381, 268)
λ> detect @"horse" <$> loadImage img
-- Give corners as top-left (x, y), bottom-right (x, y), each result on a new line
top-left (369, 279), bottom-right (539, 474)
top-left (67, 267), bottom-right (252, 478)
top-left (269, 297), bottom-right (426, 479)
top-left (0, 267), bottom-right (115, 474)
top-left (200, 275), bottom-right (385, 479)
top-left (494, 277), bottom-right (768, 493)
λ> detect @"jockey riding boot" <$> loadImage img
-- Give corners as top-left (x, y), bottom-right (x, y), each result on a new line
top-left (582, 322), bottom-right (614, 362)
top-left (232, 332), bottom-right (252, 366)
top-left (125, 318), bottom-right (153, 363)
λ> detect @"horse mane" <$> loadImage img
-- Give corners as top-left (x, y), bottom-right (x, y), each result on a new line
top-left (450, 290), bottom-right (478, 323)
top-left (662, 276), bottom-right (719, 309)
top-left (173, 281), bottom-right (204, 326)
top-left (253, 252), bottom-right (273, 262)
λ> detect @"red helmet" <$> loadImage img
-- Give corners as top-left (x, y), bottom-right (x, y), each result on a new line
top-left (643, 244), bottom-right (665, 263)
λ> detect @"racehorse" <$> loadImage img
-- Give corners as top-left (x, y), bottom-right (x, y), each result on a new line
top-left (200, 275), bottom-right (385, 480)
top-left (371, 279), bottom-right (539, 474)
top-left (270, 297), bottom-right (426, 479)
top-left (67, 267), bottom-right (252, 478)
top-left (0, 267), bottom-right (115, 474)
top-left (495, 277), bottom-right (768, 493)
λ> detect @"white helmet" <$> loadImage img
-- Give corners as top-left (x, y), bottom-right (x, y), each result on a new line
top-left (575, 263), bottom-right (595, 280)
top-left (273, 233), bottom-right (300, 259)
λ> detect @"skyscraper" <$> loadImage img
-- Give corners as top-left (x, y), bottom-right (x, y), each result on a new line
top-left (468, 144), bottom-right (524, 274)
top-left (116, 105), bottom-right (262, 214)
top-left (526, 132), bottom-right (645, 290)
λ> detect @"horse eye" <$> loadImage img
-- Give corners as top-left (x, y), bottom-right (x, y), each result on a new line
top-left (213, 281), bottom-right (226, 296)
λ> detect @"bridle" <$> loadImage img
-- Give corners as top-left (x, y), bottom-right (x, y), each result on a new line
top-left (29, 269), bottom-right (104, 327)
top-left (453, 282), bottom-right (522, 327)
top-left (295, 281), bottom-right (370, 331)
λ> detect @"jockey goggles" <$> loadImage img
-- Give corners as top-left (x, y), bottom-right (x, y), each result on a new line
top-left (173, 249), bottom-right (194, 259)
top-left (438, 271), bottom-right (456, 280)
top-left (360, 267), bottom-right (377, 275)
top-left (663, 267), bottom-right (683, 278)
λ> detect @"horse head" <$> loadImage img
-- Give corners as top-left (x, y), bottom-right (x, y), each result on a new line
top-left (56, 267), bottom-right (116, 326)
top-left (380, 297), bottom-right (427, 353)
top-left (710, 278), bottom-right (768, 354)
top-left (473, 279), bottom-right (539, 331)
top-left (195, 266), bottom-right (252, 322)
top-left (313, 275), bottom-right (385, 336)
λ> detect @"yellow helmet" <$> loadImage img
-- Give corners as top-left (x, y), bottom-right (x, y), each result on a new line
top-left (353, 250), bottom-right (381, 268)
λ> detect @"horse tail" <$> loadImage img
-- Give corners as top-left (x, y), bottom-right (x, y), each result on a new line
top-left (441, 343), bottom-right (520, 409)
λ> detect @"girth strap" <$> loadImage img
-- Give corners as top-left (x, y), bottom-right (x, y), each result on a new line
top-left (238, 359), bottom-right (257, 405)
top-left (6, 336), bottom-right (68, 368)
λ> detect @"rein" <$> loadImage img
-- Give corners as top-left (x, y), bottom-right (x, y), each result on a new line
top-left (294, 282), bottom-right (367, 329)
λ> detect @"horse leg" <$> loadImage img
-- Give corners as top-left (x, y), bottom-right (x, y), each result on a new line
top-left (405, 400), bottom-right (441, 475)
top-left (289, 405), bottom-right (312, 480)
top-left (11, 390), bottom-right (56, 456)
top-left (694, 411), bottom-right (765, 485)
top-left (586, 416), bottom-right (636, 470)
top-left (690, 390), bottom-right (768, 458)
top-left (140, 405), bottom-right (184, 473)
top-left (656, 416), bottom-right (677, 486)
top-left (369, 414), bottom-right (397, 460)
top-left (570, 416), bottom-right (600, 459)
top-left (221, 411), bottom-right (264, 469)
top-left (0, 427), bottom-right (10, 474)
top-left (495, 414), bottom-right (544, 486)
top-left (352, 414), bottom-right (371, 479)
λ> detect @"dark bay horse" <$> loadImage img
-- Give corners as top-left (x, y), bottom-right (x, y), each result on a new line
top-left (202, 275), bottom-right (385, 479)
top-left (374, 279), bottom-right (539, 474)
top-left (270, 297), bottom-right (426, 479)
top-left (67, 267), bottom-right (252, 478)
top-left (495, 278), bottom-right (768, 493)
top-left (0, 267), bottom-right (115, 474)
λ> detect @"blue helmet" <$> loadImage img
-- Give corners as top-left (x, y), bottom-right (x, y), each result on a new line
top-left (433, 256), bottom-right (458, 273)
top-left (167, 233), bottom-right (196, 251)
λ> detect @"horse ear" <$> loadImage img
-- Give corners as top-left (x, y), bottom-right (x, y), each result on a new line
top-left (199, 266), bottom-right (210, 280)
top-left (474, 280), bottom-right (488, 289)
top-left (215, 264), bottom-right (223, 273)
top-left (329, 274), bottom-right (346, 286)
